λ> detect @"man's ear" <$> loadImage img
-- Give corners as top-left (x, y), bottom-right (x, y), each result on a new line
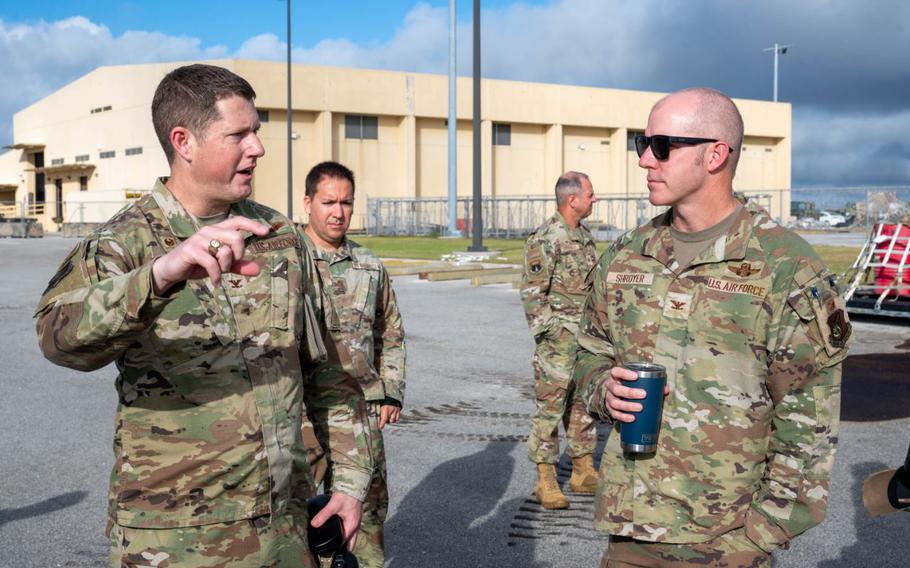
top-left (170, 126), bottom-right (195, 163)
top-left (706, 142), bottom-right (731, 174)
top-left (303, 195), bottom-right (312, 216)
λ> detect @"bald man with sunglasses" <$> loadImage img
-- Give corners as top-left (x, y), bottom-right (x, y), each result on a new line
top-left (574, 88), bottom-right (850, 567)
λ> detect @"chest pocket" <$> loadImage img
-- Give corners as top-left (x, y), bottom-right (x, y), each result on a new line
top-left (347, 262), bottom-right (381, 328)
top-left (556, 240), bottom-right (592, 294)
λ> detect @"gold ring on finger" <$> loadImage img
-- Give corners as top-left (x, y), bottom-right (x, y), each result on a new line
top-left (207, 238), bottom-right (223, 257)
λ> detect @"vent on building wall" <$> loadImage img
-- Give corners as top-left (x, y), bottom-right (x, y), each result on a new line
top-left (51, 158), bottom-right (64, 166)
top-left (125, 147), bottom-right (143, 156)
top-left (99, 150), bottom-right (115, 159)
top-left (75, 154), bottom-right (89, 162)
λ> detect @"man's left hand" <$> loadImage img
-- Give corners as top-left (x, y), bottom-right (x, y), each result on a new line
top-left (378, 405), bottom-right (401, 430)
top-left (309, 492), bottom-right (363, 551)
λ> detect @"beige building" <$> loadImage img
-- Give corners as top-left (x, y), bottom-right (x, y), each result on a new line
top-left (0, 59), bottom-right (791, 232)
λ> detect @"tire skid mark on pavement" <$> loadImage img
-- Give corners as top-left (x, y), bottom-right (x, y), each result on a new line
top-left (507, 454), bottom-right (607, 548)
top-left (393, 399), bottom-right (532, 427)
top-left (386, 396), bottom-right (609, 549)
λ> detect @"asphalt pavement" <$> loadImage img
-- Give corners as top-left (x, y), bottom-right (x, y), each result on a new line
top-left (1, 236), bottom-right (908, 567)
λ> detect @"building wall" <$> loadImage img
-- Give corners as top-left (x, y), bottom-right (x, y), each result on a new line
top-left (1, 60), bottom-right (792, 232)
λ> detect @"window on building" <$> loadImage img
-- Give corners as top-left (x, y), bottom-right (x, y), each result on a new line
top-left (125, 147), bottom-right (143, 156)
top-left (99, 150), bottom-right (115, 159)
top-left (79, 176), bottom-right (88, 192)
top-left (51, 158), bottom-right (64, 166)
top-left (257, 109), bottom-right (270, 123)
top-left (34, 152), bottom-right (45, 202)
top-left (55, 178), bottom-right (63, 221)
top-left (627, 131), bottom-right (644, 152)
top-left (75, 154), bottom-right (89, 162)
top-left (345, 115), bottom-right (379, 140)
top-left (493, 123), bottom-right (511, 146)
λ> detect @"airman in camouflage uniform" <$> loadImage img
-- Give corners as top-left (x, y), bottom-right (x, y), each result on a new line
top-left (575, 88), bottom-right (850, 566)
top-left (34, 65), bottom-right (371, 567)
top-left (299, 161), bottom-right (406, 568)
top-left (521, 171), bottom-right (599, 509)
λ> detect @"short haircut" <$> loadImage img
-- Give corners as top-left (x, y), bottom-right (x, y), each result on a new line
top-left (555, 171), bottom-right (590, 206)
top-left (305, 161), bottom-right (356, 198)
top-left (657, 87), bottom-right (744, 172)
top-left (152, 64), bottom-right (256, 164)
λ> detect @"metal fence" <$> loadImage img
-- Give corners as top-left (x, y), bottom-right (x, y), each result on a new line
top-left (366, 187), bottom-right (910, 238)
top-left (367, 193), bottom-right (772, 238)
top-left (0, 201), bottom-right (45, 219)
top-left (789, 187), bottom-right (910, 234)
top-left (0, 197), bottom-right (143, 226)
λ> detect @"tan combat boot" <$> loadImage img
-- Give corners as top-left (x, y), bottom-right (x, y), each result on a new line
top-left (569, 454), bottom-right (598, 494)
top-left (535, 463), bottom-right (569, 509)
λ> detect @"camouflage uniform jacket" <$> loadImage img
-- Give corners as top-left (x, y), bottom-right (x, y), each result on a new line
top-left (34, 179), bottom-right (372, 529)
top-left (575, 197), bottom-right (850, 551)
top-left (301, 232), bottom-right (406, 405)
top-left (521, 212), bottom-right (598, 337)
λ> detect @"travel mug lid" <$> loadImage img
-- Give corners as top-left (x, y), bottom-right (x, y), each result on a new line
top-left (624, 362), bottom-right (666, 379)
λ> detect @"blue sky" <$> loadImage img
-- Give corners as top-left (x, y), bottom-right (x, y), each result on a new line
top-left (1, 1), bottom-right (537, 51)
top-left (1, 0), bottom-right (908, 187)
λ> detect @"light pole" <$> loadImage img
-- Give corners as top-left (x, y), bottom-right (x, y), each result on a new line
top-left (286, 0), bottom-right (293, 219)
top-left (468, 0), bottom-right (486, 252)
top-left (447, 0), bottom-right (458, 236)
top-left (763, 43), bottom-right (792, 102)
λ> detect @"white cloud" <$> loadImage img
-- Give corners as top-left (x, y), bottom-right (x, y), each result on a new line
top-left (0, 16), bottom-right (227, 143)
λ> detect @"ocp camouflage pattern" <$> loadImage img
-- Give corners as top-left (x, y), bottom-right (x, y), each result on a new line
top-left (304, 235), bottom-right (406, 404)
top-left (34, 179), bottom-right (372, 529)
top-left (575, 196), bottom-right (849, 551)
top-left (522, 212), bottom-right (598, 463)
top-left (300, 233), bottom-right (405, 568)
top-left (528, 327), bottom-right (597, 463)
top-left (521, 212), bottom-right (598, 337)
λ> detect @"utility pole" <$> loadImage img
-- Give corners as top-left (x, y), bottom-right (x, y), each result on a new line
top-left (447, 0), bottom-right (458, 236)
top-left (469, 0), bottom-right (486, 251)
top-left (286, 0), bottom-right (293, 219)
top-left (763, 42), bottom-right (792, 102)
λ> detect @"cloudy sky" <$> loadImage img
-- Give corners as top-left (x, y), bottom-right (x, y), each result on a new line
top-left (1, 0), bottom-right (907, 187)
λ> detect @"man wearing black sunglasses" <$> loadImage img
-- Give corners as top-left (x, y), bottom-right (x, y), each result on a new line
top-left (575, 88), bottom-right (850, 566)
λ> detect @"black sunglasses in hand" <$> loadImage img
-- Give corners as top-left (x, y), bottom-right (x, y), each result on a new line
top-left (634, 134), bottom-right (734, 161)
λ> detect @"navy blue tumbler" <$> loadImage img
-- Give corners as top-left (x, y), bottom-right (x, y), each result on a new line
top-left (619, 362), bottom-right (667, 453)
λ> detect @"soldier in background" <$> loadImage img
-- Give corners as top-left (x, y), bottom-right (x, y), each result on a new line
top-left (34, 65), bottom-right (371, 566)
top-left (299, 161), bottom-right (406, 568)
top-left (575, 87), bottom-right (850, 566)
top-left (520, 171), bottom-right (599, 509)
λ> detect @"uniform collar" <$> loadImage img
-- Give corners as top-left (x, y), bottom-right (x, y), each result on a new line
top-left (149, 178), bottom-right (197, 238)
top-left (642, 194), bottom-right (753, 270)
top-left (148, 178), bottom-right (280, 245)
top-left (552, 211), bottom-right (593, 245)
top-left (300, 227), bottom-right (353, 265)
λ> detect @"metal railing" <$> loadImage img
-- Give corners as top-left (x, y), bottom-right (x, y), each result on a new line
top-left (367, 193), bottom-right (773, 237)
top-left (0, 201), bottom-right (45, 219)
top-left (366, 187), bottom-right (910, 237)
